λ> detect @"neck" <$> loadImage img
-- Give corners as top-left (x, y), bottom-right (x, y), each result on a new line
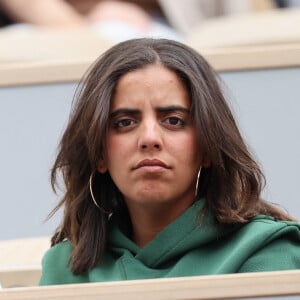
top-left (127, 201), bottom-right (194, 248)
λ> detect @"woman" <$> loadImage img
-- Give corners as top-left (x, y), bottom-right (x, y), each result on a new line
top-left (40, 38), bottom-right (300, 285)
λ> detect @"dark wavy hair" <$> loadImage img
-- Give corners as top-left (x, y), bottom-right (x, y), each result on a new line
top-left (50, 38), bottom-right (293, 274)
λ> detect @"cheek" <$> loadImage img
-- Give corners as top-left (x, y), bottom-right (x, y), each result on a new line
top-left (107, 135), bottom-right (120, 150)
top-left (106, 135), bottom-right (131, 165)
top-left (171, 134), bottom-right (200, 163)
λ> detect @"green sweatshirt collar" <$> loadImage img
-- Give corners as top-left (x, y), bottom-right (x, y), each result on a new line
top-left (108, 199), bottom-right (232, 268)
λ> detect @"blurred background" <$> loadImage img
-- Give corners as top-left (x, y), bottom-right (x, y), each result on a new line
top-left (0, 0), bottom-right (300, 59)
top-left (0, 0), bottom-right (300, 243)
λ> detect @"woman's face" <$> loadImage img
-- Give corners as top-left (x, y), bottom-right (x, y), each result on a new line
top-left (98, 64), bottom-right (205, 218)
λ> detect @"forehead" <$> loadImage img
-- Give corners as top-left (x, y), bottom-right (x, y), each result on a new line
top-left (111, 65), bottom-right (189, 109)
top-left (117, 64), bottom-right (179, 84)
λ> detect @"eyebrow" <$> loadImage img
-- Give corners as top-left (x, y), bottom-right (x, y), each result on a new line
top-left (156, 106), bottom-right (190, 114)
top-left (109, 108), bottom-right (140, 119)
top-left (109, 106), bottom-right (190, 118)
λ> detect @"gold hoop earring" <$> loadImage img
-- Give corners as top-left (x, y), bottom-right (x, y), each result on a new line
top-left (89, 172), bottom-right (110, 214)
top-left (195, 167), bottom-right (202, 197)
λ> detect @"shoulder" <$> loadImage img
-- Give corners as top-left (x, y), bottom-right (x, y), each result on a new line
top-left (39, 240), bottom-right (78, 285)
top-left (241, 215), bottom-right (300, 234)
top-left (41, 240), bottom-right (72, 267)
top-left (238, 216), bottom-right (300, 272)
top-left (238, 215), bottom-right (300, 250)
top-left (241, 215), bottom-right (300, 243)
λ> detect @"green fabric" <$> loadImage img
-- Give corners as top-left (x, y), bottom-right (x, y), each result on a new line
top-left (39, 200), bottom-right (300, 285)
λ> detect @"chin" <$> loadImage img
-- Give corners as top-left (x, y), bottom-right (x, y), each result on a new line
top-left (138, 192), bottom-right (169, 202)
top-left (132, 189), bottom-right (172, 205)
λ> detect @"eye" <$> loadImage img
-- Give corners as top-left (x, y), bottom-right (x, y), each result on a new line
top-left (113, 118), bottom-right (136, 129)
top-left (163, 116), bottom-right (186, 127)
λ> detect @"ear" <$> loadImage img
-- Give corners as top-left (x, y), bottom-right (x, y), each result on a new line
top-left (202, 155), bottom-right (211, 168)
top-left (97, 159), bottom-right (108, 174)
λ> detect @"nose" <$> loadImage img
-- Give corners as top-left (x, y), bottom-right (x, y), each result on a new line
top-left (138, 119), bottom-right (162, 151)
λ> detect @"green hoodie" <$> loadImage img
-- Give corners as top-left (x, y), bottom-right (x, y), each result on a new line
top-left (39, 200), bottom-right (300, 285)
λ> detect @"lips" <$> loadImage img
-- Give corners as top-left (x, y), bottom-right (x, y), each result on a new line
top-left (133, 159), bottom-right (171, 170)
